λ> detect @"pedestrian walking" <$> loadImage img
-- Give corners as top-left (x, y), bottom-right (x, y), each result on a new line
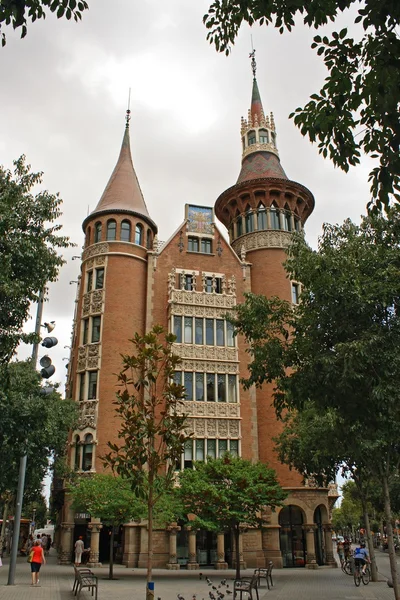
top-left (74, 536), bottom-right (84, 566)
top-left (41, 533), bottom-right (48, 556)
top-left (29, 540), bottom-right (46, 586)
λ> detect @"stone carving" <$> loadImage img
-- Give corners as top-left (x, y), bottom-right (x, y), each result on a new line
top-left (195, 420), bottom-right (206, 435)
top-left (78, 400), bottom-right (98, 430)
top-left (82, 243), bottom-right (109, 261)
top-left (82, 294), bottom-right (91, 316)
top-left (207, 420), bottom-right (217, 435)
top-left (227, 276), bottom-right (236, 295)
top-left (87, 259), bottom-right (95, 269)
top-left (179, 360), bottom-right (238, 374)
top-left (95, 255), bottom-right (106, 266)
top-left (232, 230), bottom-right (292, 254)
top-left (169, 288), bottom-right (236, 309)
top-left (229, 421), bottom-right (240, 436)
top-left (178, 403), bottom-right (240, 419)
top-left (173, 345), bottom-right (237, 362)
top-left (218, 421), bottom-right (228, 436)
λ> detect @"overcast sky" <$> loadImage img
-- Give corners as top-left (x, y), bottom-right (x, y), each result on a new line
top-left (2, 0), bottom-right (371, 394)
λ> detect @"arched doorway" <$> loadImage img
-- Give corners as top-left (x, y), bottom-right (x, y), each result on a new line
top-left (314, 507), bottom-right (325, 565)
top-left (279, 505), bottom-right (306, 567)
top-left (314, 504), bottom-right (329, 566)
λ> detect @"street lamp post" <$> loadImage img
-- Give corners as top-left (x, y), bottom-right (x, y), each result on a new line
top-left (7, 291), bottom-right (44, 585)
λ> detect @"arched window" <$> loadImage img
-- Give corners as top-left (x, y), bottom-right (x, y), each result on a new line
top-left (82, 434), bottom-right (94, 472)
top-left (245, 205), bottom-right (253, 233)
top-left (121, 220), bottom-right (131, 242)
top-left (247, 130), bottom-right (256, 146)
top-left (270, 204), bottom-right (280, 230)
top-left (94, 222), bottom-right (102, 243)
top-left (147, 229), bottom-right (152, 249)
top-left (106, 219), bottom-right (117, 241)
top-left (259, 129), bottom-right (269, 144)
top-left (86, 227), bottom-right (91, 247)
top-left (236, 212), bottom-right (243, 237)
top-left (258, 203), bottom-right (267, 230)
top-left (74, 435), bottom-right (82, 471)
top-left (283, 205), bottom-right (292, 231)
top-left (135, 223), bottom-right (143, 245)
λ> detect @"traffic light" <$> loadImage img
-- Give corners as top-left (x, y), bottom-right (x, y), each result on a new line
top-left (41, 336), bottom-right (58, 349)
top-left (39, 355), bottom-right (55, 379)
top-left (40, 332), bottom-right (58, 378)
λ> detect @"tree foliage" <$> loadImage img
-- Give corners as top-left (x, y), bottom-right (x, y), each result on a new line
top-left (178, 454), bottom-right (286, 578)
top-left (230, 208), bottom-right (400, 597)
top-left (0, 156), bottom-right (73, 363)
top-left (103, 325), bottom-right (189, 597)
top-left (69, 473), bottom-right (145, 579)
top-left (204, 0), bottom-right (400, 212)
top-left (0, 360), bottom-right (77, 503)
top-left (0, 0), bottom-right (89, 47)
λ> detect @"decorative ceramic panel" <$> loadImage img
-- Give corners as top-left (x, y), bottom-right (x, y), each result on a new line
top-left (187, 205), bottom-right (213, 235)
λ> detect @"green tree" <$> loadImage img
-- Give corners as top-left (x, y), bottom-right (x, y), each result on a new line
top-left (24, 494), bottom-right (48, 529)
top-left (69, 474), bottom-right (145, 580)
top-left (0, 0), bottom-right (89, 47)
top-left (273, 401), bottom-right (381, 579)
top-left (0, 155), bottom-right (73, 363)
top-left (103, 326), bottom-right (189, 600)
top-left (204, 0), bottom-right (400, 212)
top-left (177, 454), bottom-right (286, 579)
top-left (230, 208), bottom-right (400, 598)
top-left (0, 360), bottom-right (77, 514)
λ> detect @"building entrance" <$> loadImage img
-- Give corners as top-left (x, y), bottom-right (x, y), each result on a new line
top-left (279, 505), bottom-right (306, 567)
top-left (196, 531), bottom-right (218, 566)
top-left (314, 506), bottom-right (325, 566)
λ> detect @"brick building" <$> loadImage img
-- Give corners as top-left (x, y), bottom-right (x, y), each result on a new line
top-left (58, 63), bottom-right (338, 570)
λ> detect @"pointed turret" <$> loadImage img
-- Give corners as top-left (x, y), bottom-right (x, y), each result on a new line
top-left (83, 112), bottom-right (156, 232)
top-left (237, 51), bottom-right (287, 184)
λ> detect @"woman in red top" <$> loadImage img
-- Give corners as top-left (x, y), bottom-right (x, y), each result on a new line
top-left (30, 540), bottom-right (46, 586)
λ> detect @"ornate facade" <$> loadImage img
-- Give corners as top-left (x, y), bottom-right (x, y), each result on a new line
top-left (58, 61), bottom-right (338, 570)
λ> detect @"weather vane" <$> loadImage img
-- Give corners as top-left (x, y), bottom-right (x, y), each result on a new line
top-left (126, 87), bottom-right (131, 128)
top-left (249, 41), bottom-right (256, 79)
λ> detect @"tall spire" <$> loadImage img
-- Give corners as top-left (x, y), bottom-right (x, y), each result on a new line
top-left (84, 110), bottom-right (156, 230)
top-left (236, 51), bottom-right (287, 184)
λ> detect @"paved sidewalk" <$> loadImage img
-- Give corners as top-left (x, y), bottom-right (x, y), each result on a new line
top-left (0, 549), bottom-right (397, 600)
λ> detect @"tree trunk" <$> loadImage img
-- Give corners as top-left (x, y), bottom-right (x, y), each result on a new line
top-left (360, 498), bottom-right (378, 582)
top-left (109, 526), bottom-right (115, 580)
top-left (234, 525), bottom-right (241, 580)
top-left (146, 479), bottom-right (154, 600)
top-left (0, 501), bottom-right (9, 556)
top-left (383, 474), bottom-right (399, 600)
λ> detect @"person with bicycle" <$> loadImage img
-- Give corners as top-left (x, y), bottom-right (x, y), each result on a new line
top-left (343, 537), bottom-right (352, 560)
top-left (354, 542), bottom-right (370, 574)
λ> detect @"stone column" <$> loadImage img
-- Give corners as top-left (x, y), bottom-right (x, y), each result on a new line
top-left (87, 519), bottom-right (102, 567)
top-left (304, 524), bottom-right (318, 569)
top-left (187, 528), bottom-right (199, 570)
top-left (122, 522), bottom-right (141, 568)
top-left (166, 524), bottom-right (180, 570)
top-left (58, 522), bottom-right (74, 564)
top-left (261, 525), bottom-right (283, 568)
top-left (216, 533), bottom-right (228, 569)
top-left (324, 524), bottom-right (337, 567)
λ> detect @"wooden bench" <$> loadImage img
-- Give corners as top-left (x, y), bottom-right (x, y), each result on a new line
top-left (254, 561), bottom-right (274, 590)
top-left (73, 566), bottom-right (98, 599)
top-left (233, 573), bottom-right (259, 600)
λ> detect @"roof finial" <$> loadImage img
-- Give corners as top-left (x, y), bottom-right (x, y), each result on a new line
top-left (125, 87), bottom-right (131, 128)
top-left (249, 41), bottom-right (256, 80)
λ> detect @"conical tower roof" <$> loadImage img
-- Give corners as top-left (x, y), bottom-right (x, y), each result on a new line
top-left (83, 114), bottom-right (157, 231)
top-left (237, 51), bottom-right (288, 184)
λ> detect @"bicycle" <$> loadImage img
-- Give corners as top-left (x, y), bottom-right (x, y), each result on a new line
top-left (341, 558), bottom-right (352, 576)
top-left (353, 560), bottom-right (370, 586)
